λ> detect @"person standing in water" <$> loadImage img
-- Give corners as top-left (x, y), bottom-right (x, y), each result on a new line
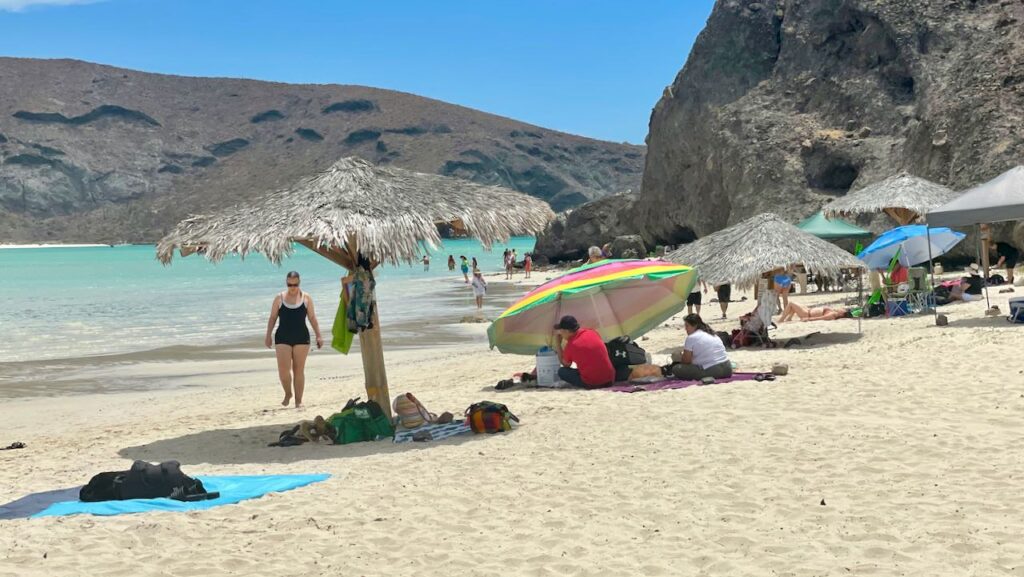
top-left (471, 268), bottom-right (488, 309)
top-left (459, 255), bottom-right (470, 283)
top-left (265, 271), bottom-right (322, 408)
top-left (524, 253), bottom-right (533, 279)
top-left (447, 255), bottom-right (456, 271)
top-left (422, 254), bottom-right (430, 271)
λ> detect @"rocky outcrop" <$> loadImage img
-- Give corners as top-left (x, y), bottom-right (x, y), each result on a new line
top-left (633, 0), bottom-right (1024, 247)
top-left (0, 58), bottom-right (644, 243)
top-left (534, 192), bottom-right (641, 262)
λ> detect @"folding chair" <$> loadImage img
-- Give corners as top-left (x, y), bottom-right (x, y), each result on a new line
top-left (904, 267), bottom-right (932, 313)
top-left (739, 279), bottom-right (778, 348)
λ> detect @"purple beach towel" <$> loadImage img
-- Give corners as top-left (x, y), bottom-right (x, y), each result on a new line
top-left (604, 372), bottom-right (762, 393)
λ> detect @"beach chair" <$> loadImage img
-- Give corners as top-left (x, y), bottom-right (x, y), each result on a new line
top-left (738, 280), bottom-right (778, 348)
top-left (904, 267), bottom-right (932, 313)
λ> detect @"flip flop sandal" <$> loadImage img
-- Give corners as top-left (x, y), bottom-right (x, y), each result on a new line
top-left (1, 442), bottom-right (25, 450)
top-left (436, 411), bottom-right (454, 424)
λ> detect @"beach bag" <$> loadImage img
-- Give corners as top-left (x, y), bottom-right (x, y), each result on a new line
top-left (81, 460), bottom-right (206, 502)
top-left (392, 393), bottom-right (435, 429)
top-left (605, 337), bottom-right (647, 367)
top-left (866, 301), bottom-right (886, 318)
top-left (465, 401), bottom-right (519, 434)
top-left (328, 399), bottom-right (395, 444)
top-left (730, 329), bottom-right (753, 348)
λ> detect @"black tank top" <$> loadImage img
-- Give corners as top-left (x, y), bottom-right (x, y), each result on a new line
top-left (274, 291), bottom-right (310, 345)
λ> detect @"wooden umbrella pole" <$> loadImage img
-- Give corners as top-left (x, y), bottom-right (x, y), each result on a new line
top-left (296, 237), bottom-right (393, 420)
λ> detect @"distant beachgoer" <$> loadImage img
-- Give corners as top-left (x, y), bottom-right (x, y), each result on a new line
top-left (992, 242), bottom-right (1019, 285)
top-left (601, 243), bottom-right (613, 259)
top-left (460, 256), bottom-right (470, 283)
top-left (715, 284), bottom-right (732, 319)
top-left (447, 255), bottom-right (456, 271)
top-left (670, 314), bottom-right (732, 381)
top-left (505, 249), bottom-right (514, 280)
top-left (524, 253), bottom-right (533, 279)
top-left (778, 302), bottom-right (851, 322)
top-left (773, 274), bottom-right (793, 310)
top-left (265, 271), bottom-right (322, 408)
top-left (587, 246), bottom-right (603, 264)
top-left (422, 254), bottom-right (430, 271)
top-left (471, 269), bottom-right (487, 309)
top-left (552, 315), bottom-right (615, 388)
top-left (965, 264), bottom-right (984, 295)
top-left (472, 256), bottom-right (478, 270)
top-left (687, 278), bottom-right (708, 316)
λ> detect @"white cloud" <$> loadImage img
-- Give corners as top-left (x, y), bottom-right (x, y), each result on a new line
top-left (0, 0), bottom-right (102, 11)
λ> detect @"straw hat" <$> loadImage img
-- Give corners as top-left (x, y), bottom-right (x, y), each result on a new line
top-left (968, 263), bottom-right (982, 276)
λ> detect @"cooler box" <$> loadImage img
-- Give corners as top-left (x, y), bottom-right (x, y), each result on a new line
top-left (886, 299), bottom-right (910, 317)
top-left (1009, 298), bottom-right (1024, 324)
top-left (535, 348), bottom-right (561, 387)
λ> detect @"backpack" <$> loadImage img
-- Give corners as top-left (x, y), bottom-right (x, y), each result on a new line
top-left (605, 336), bottom-right (647, 367)
top-left (392, 393), bottom-right (435, 429)
top-left (80, 460), bottom-right (207, 502)
top-left (327, 398), bottom-right (395, 444)
top-left (465, 401), bottom-right (519, 434)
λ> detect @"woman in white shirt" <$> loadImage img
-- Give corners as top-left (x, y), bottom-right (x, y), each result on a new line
top-left (470, 269), bottom-right (487, 309)
top-left (671, 314), bottom-right (732, 380)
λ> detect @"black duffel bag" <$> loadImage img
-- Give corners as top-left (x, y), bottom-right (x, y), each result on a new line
top-left (80, 460), bottom-right (209, 502)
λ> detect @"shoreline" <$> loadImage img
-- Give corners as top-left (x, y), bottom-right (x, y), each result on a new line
top-left (0, 273), bottom-right (545, 400)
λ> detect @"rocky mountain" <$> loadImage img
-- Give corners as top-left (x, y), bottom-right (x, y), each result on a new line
top-left (0, 58), bottom-right (644, 243)
top-left (540, 0), bottom-right (1024, 261)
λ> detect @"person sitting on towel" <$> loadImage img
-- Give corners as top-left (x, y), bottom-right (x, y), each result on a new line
top-left (671, 314), bottom-right (733, 380)
top-left (552, 315), bottom-right (615, 388)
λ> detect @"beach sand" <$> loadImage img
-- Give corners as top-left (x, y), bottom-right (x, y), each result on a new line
top-left (2, 281), bottom-right (1023, 576)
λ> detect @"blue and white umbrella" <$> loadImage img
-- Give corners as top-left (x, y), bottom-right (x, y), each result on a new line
top-left (857, 225), bottom-right (966, 269)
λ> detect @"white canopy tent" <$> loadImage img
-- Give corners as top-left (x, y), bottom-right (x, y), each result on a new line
top-left (927, 166), bottom-right (1024, 227)
top-left (925, 165), bottom-right (1024, 311)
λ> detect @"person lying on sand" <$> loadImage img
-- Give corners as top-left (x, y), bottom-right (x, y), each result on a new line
top-left (778, 302), bottom-right (851, 322)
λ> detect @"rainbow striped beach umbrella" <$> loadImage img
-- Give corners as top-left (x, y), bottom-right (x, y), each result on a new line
top-left (487, 259), bottom-right (697, 355)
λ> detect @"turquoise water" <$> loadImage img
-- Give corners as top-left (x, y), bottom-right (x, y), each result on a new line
top-left (0, 237), bottom-right (535, 364)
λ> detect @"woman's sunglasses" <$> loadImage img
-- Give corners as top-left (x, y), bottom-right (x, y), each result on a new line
top-left (286, 282), bottom-right (299, 287)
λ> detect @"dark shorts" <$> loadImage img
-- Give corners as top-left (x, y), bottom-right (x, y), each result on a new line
top-left (717, 284), bottom-right (732, 302)
top-left (687, 292), bottom-right (702, 306)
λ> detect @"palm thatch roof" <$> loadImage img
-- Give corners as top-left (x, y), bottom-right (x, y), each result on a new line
top-left (665, 213), bottom-right (864, 287)
top-left (156, 156), bottom-right (555, 266)
top-left (822, 173), bottom-right (957, 225)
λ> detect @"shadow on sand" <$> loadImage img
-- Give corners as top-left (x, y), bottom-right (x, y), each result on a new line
top-left (119, 422), bottom-right (487, 466)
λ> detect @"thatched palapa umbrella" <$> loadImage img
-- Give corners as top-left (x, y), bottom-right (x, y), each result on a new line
top-left (157, 156), bottom-right (555, 417)
top-left (823, 173), bottom-right (957, 226)
top-left (665, 213), bottom-right (865, 288)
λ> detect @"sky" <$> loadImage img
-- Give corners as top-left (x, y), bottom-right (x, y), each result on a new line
top-left (0, 0), bottom-right (715, 143)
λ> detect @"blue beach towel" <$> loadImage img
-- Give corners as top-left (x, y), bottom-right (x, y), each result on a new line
top-left (23, 474), bottom-right (328, 519)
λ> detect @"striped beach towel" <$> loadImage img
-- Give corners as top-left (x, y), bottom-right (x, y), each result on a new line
top-left (393, 421), bottom-right (472, 443)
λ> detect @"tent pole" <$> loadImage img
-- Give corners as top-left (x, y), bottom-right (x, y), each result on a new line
top-left (977, 225), bottom-right (991, 310)
top-left (926, 227), bottom-right (938, 322)
top-left (980, 224), bottom-right (992, 310)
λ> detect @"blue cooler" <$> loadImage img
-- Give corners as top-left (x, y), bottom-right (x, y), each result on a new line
top-left (1009, 298), bottom-right (1024, 324)
top-left (886, 299), bottom-right (910, 317)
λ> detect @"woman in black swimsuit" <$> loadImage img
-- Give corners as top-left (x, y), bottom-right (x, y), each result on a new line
top-left (265, 271), bottom-right (323, 408)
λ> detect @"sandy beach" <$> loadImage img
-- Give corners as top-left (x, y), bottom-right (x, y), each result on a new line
top-left (2, 276), bottom-right (1023, 576)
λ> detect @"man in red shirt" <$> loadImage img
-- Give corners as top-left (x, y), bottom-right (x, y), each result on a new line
top-left (552, 315), bottom-right (615, 388)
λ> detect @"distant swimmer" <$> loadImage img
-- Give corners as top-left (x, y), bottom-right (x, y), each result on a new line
top-left (460, 255), bottom-right (470, 283)
top-left (422, 254), bottom-right (430, 271)
top-left (265, 271), bottom-right (322, 408)
top-left (447, 254), bottom-right (456, 271)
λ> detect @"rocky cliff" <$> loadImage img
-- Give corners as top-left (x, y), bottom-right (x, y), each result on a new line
top-left (540, 0), bottom-right (1024, 260)
top-left (0, 58), bottom-right (644, 243)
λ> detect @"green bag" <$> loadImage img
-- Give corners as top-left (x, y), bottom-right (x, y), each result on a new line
top-left (327, 399), bottom-right (394, 444)
top-left (331, 290), bottom-right (353, 355)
